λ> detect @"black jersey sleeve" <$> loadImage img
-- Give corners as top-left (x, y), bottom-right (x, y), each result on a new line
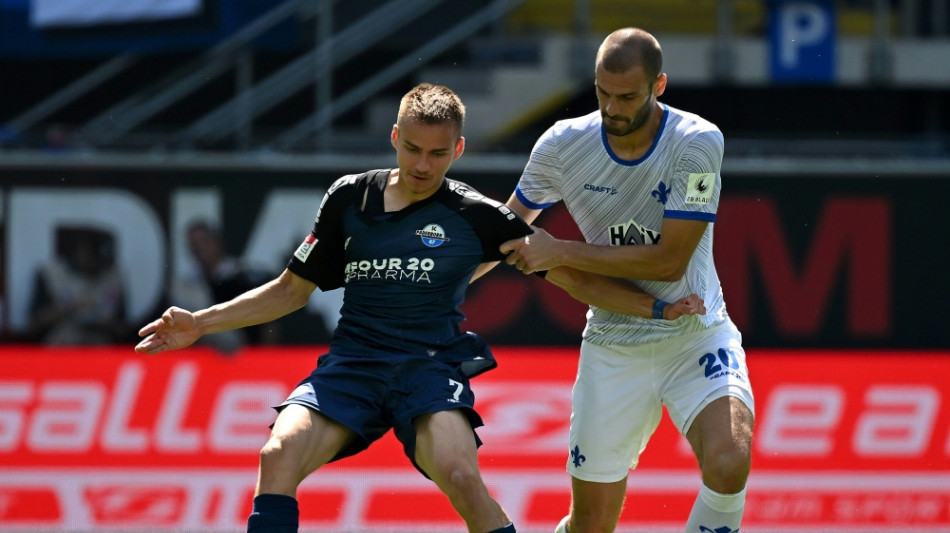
top-left (448, 180), bottom-right (532, 262)
top-left (286, 173), bottom-right (361, 291)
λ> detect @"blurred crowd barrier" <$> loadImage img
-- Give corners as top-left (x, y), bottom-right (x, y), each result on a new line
top-left (0, 160), bottom-right (946, 349)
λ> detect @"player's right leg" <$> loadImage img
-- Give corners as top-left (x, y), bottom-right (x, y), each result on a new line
top-left (562, 340), bottom-right (663, 533)
top-left (560, 476), bottom-right (627, 533)
top-left (248, 403), bottom-right (354, 533)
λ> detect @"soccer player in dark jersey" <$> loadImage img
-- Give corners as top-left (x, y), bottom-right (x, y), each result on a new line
top-left (135, 83), bottom-right (704, 533)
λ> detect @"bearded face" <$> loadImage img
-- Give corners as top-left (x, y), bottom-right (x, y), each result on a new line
top-left (595, 64), bottom-right (660, 137)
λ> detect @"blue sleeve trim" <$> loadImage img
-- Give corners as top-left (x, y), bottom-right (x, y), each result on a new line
top-left (665, 209), bottom-right (716, 222)
top-left (515, 187), bottom-right (556, 210)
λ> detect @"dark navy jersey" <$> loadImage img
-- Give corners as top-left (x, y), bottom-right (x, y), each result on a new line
top-left (288, 169), bottom-right (531, 377)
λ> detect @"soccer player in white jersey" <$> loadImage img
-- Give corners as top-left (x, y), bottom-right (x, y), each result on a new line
top-left (501, 28), bottom-right (754, 533)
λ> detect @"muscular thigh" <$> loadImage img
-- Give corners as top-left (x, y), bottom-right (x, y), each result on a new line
top-left (685, 395), bottom-right (754, 462)
top-left (412, 409), bottom-right (480, 477)
top-left (389, 357), bottom-right (483, 474)
top-left (568, 340), bottom-right (663, 483)
top-left (278, 353), bottom-right (396, 462)
top-left (659, 321), bottom-right (755, 437)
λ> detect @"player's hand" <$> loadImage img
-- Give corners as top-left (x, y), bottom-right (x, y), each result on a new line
top-left (664, 294), bottom-right (706, 320)
top-left (499, 226), bottom-right (563, 275)
top-left (134, 306), bottom-right (201, 355)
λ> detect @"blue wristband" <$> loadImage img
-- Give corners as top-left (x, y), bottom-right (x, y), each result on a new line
top-left (652, 299), bottom-right (669, 319)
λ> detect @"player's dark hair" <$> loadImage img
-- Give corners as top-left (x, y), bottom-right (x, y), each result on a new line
top-left (596, 27), bottom-right (663, 82)
top-left (397, 83), bottom-right (466, 137)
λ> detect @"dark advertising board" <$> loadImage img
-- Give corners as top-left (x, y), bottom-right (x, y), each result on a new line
top-left (1, 163), bottom-right (945, 348)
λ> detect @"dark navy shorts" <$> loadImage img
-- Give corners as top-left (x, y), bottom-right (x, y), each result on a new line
top-left (277, 351), bottom-right (483, 474)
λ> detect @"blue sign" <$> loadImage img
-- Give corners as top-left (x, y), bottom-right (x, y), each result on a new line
top-left (768, 0), bottom-right (836, 83)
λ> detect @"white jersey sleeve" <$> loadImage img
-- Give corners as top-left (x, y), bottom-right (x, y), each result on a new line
top-left (516, 123), bottom-right (563, 208)
top-left (517, 114), bottom-right (605, 209)
top-left (665, 129), bottom-right (723, 222)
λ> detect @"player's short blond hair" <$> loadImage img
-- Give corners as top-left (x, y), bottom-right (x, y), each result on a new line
top-left (397, 83), bottom-right (466, 138)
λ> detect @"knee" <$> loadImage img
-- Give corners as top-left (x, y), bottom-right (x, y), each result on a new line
top-left (436, 464), bottom-right (484, 499)
top-left (259, 435), bottom-right (301, 477)
top-left (701, 439), bottom-right (752, 493)
top-left (448, 465), bottom-right (483, 492)
top-left (259, 436), bottom-right (283, 465)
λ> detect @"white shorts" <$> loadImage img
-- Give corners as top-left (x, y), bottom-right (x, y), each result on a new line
top-left (567, 320), bottom-right (754, 483)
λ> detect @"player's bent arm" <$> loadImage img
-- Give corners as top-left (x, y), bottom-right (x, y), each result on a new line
top-left (506, 191), bottom-right (543, 225)
top-left (500, 193), bottom-right (705, 280)
top-left (556, 217), bottom-right (707, 281)
top-left (470, 192), bottom-right (544, 283)
top-left (544, 266), bottom-right (704, 319)
top-left (135, 269), bottom-right (316, 355)
top-left (194, 268), bottom-right (316, 335)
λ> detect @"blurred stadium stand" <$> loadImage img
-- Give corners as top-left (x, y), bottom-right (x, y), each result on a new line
top-left (0, 0), bottom-right (948, 165)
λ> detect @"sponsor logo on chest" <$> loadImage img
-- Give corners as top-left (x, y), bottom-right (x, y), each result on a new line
top-left (608, 219), bottom-right (661, 246)
top-left (345, 257), bottom-right (435, 283)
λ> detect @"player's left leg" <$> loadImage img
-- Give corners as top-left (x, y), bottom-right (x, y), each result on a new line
top-left (683, 395), bottom-right (753, 533)
top-left (413, 409), bottom-right (515, 533)
top-left (660, 320), bottom-right (754, 533)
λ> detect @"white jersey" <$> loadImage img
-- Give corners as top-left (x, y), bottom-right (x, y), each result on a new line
top-left (516, 105), bottom-right (730, 345)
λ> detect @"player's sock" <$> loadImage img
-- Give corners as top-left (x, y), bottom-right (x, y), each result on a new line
top-left (486, 523), bottom-right (516, 533)
top-left (684, 484), bottom-right (746, 533)
top-left (247, 493), bottom-right (299, 533)
top-left (554, 514), bottom-right (569, 533)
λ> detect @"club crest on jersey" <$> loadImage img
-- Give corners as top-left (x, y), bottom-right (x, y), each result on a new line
top-left (651, 181), bottom-right (671, 204)
top-left (416, 223), bottom-right (450, 247)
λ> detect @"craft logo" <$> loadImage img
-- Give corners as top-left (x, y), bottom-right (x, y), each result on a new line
top-left (416, 224), bottom-right (450, 248)
top-left (584, 183), bottom-right (618, 196)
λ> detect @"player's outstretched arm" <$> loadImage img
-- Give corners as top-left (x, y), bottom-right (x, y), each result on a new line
top-left (135, 306), bottom-right (201, 355)
top-left (135, 269), bottom-right (316, 355)
top-left (544, 266), bottom-right (704, 319)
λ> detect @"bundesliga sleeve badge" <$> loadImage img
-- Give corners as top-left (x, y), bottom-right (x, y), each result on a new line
top-left (294, 234), bottom-right (317, 262)
top-left (685, 173), bottom-right (716, 205)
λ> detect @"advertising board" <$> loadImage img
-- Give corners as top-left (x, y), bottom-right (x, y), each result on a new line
top-left (2, 347), bottom-right (948, 531)
top-left (1, 168), bottom-right (947, 349)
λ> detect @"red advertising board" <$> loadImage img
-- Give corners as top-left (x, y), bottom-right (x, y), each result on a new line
top-left (1, 347), bottom-right (949, 531)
